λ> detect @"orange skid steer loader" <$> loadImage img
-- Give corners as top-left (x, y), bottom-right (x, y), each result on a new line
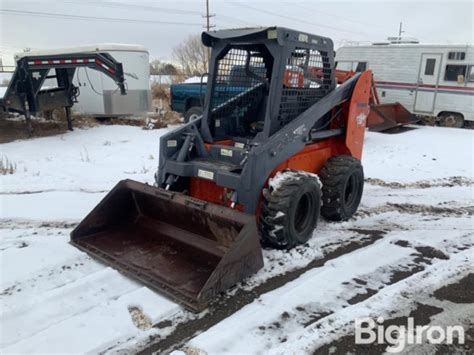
top-left (72, 27), bottom-right (374, 311)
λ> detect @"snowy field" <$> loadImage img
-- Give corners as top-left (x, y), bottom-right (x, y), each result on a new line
top-left (0, 125), bottom-right (473, 353)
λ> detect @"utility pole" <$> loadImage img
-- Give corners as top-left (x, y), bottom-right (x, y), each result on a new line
top-left (204, 0), bottom-right (215, 32)
top-left (203, 0), bottom-right (215, 70)
top-left (398, 22), bottom-right (404, 39)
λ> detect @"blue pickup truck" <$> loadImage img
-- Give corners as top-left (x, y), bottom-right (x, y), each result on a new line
top-left (170, 80), bottom-right (206, 123)
top-left (170, 65), bottom-right (266, 123)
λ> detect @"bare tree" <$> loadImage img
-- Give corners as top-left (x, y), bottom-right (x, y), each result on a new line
top-left (172, 34), bottom-right (208, 77)
top-left (149, 59), bottom-right (162, 75)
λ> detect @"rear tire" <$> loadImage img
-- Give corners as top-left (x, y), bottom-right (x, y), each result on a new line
top-left (439, 112), bottom-right (464, 128)
top-left (184, 106), bottom-right (203, 123)
top-left (320, 156), bottom-right (364, 221)
top-left (260, 170), bottom-right (321, 249)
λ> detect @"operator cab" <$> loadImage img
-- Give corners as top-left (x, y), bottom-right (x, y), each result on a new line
top-left (200, 27), bottom-right (336, 144)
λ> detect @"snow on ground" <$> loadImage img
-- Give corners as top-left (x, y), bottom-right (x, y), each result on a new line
top-left (0, 126), bottom-right (184, 353)
top-left (362, 126), bottom-right (473, 181)
top-left (1, 125), bottom-right (473, 353)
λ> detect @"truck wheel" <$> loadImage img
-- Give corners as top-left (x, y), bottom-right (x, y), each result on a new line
top-left (260, 170), bottom-right (321, 249)
top-left (184, 106), bottom-right (203, 123)
top-left (439, 112), bottom-right (464, 128)
top-left (320, 156), bottom-right (364, 221)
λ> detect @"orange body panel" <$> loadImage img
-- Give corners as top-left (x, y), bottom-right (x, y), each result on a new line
top-left (344, 70), bottom-right (372, 160)
top-left (190, 72), bottom-right (373, 212)
top-left (190, 177), bottom-right (244, 211)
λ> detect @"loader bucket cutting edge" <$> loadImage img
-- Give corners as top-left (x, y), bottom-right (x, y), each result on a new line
top-left (367, 103), bottom-right (419, 132)
top-left (70, 179), bottom-right (263, 311)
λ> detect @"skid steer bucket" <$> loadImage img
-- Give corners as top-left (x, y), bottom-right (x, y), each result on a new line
top-left (367, 103), bottom-right (419, 132)
top-left (70, 180), bottom-right (263, 311)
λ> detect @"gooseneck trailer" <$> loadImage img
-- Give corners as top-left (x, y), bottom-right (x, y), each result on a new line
top-left (0, 50), bottom-right (126, 131)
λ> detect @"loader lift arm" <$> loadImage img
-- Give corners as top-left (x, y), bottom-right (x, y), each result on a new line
top-left (0, 52), bottom-right (126, 131)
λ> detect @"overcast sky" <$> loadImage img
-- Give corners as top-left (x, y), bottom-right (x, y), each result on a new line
top-left (1, 0), bottom-right (472, 64)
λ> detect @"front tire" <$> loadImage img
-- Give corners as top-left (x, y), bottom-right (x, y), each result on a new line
top-left (319, 156), bottom-right (364, 221)
top-left (184, 106), bottom-right (203, 123)
top-left (260, 170), bottom-right (321, 249)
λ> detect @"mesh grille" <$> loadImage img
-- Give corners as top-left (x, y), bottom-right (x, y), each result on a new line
top-left (278, 48), bottom-right (332, 127)
top-left (210, 47), bottom-right (269, 134)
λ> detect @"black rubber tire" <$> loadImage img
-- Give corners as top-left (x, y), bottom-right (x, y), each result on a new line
top-left (260, 170), bottom-right (321, 249)
top-left (319, 156), bottom-right (364, 221)
top-left (184, 106), bottom-right (203, 123)
top-left (439, 112), bottom-right (464, 128)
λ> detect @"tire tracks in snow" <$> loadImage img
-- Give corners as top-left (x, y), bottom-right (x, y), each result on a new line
top-left (365, 176), bottom-right (474, 189)
top-left (182, 234), bottom-right (473, 354)
top-left (357, 203), bottom-right (474, 218)
top-left (299, 252), bottom-right (473, 354)
top-left (0, 219), bottom-right (78, 230)
top-left (0, 188), bottom-right (108, 195)
top-left (135, 228), bottom-right (386, 354)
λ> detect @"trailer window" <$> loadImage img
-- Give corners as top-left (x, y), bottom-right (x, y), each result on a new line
top-left (336, 61), bottom-right (353, 71)
top-left (468, 66), bottom-right (474, 82)
top-left (424, 58), bottom-right (436, 75)
top-left (444, 65), bottom-right (467, 81)
top-left (355, 62), bottom-right (367, 72)
top-left (448, 51), bottom-right (466, 60)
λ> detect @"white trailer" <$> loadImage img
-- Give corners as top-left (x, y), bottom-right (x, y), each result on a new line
top-left (15, 44), bottom-right (151, 117)
top-left (335, 40), bottom-right (474, 127)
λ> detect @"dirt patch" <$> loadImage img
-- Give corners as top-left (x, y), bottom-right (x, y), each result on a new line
top-left (393, 240), bottom-right (411, 248)
top-left (0, 112), bottom-right (176, 144)
top-left (154, 319), bottom-right (173, 329)
top-left (414, 246), bottom-right (450, 261)
top-left (0, 118), bottom-right (69, 143)
top-left (348, 288), bottom-right (378, 305)
top-left (353, 278), bottom-right (367, 286)
top-left (138, 229), bottom-right (386, 354)
top-left (313, 303), bottom-right (443, 354)
top-left (128, 306), bottom-right (153, 330)
top-left (388, 265), bottom-right (425, 284)
top-left (435, 326), bottom-right (474, 355)
top-left (0, 284), bottom-right (18, 296)
top-left (434, 273), bottom-right (474, 304)
top-left (365, 176), bottom-right (474, 189)
top-left (302, 311), bottom-right (333, 328)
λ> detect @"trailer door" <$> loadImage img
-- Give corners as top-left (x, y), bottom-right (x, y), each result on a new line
top-left (414, 53), bottom-right (442, 113)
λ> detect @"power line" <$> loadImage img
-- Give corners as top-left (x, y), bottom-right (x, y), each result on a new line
top-left (0, 9), bottom-right (203, 26)
top-left (228, 2), bottom-right (372, 38)
top-left (290, 3), bottom-right (386, 30)
top-left (65, 0), bottom-right (254, 30)
top-left (65, 1), bottom-right (203, 16)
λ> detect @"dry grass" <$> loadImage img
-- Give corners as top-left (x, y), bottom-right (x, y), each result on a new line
top-left (151, 83), bottom-right (170, 101)
top-left (1, 156), bottom-right (17, 175)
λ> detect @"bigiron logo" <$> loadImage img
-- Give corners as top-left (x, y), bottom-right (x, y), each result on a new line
top-left (355, 317), bottom-right (465, 353)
